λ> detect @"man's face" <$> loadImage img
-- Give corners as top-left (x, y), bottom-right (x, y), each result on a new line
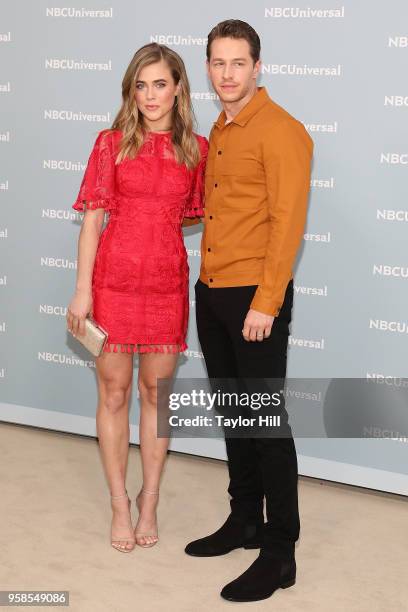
top-left (206, 37), bottom-right (260, 104)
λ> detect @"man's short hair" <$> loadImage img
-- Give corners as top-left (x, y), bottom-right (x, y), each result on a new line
top-left (206, 19), bottom-right (261, 63)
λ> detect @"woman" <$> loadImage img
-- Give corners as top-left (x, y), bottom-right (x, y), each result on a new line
top-left (66, 43), bottom-right (208, 553)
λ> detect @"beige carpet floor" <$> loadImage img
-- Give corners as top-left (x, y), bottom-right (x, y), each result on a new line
top-left (0, 422), bottom-right (407, 612)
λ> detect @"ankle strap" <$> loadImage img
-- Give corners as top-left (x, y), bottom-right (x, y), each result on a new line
top-left (111, 488), bottom-right (128, 499)
top-left (141, 488), bottom-right (159, 495)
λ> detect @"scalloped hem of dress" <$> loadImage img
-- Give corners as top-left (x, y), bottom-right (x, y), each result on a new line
top-left (103, 342), bottom-right (187, 354)
top-left (72, 198), bottom-right (116, 212)
top-left (184, 208), bottom-right (204, 218)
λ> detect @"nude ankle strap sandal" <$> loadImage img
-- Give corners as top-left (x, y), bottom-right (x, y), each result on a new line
top-left (110, 488), bottom-right (136, 553)
top-left (134, 488), bottom-right (159, 548)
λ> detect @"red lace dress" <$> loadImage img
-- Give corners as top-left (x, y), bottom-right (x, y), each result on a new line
top-left (72, 128), bottom-right (208, 354)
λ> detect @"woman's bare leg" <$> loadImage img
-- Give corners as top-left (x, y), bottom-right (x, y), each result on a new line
top-left (135, 349), bottom-right (179, 546)
top-left (95, 349), bottom-right (135, 551)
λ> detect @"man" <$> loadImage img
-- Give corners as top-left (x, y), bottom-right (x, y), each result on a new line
top-left (184, 20), bottom-right (313, 602)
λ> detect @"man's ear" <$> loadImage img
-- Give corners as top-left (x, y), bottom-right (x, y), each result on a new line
top-left (253, 59), bottom-right (261, 78)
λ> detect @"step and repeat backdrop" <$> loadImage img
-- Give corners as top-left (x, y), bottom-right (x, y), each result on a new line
top-left (1, 1), bottom-right (407, 495)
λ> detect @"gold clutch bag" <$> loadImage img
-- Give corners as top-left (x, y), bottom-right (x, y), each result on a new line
top-left (69, 315), bottom-right (109, 357)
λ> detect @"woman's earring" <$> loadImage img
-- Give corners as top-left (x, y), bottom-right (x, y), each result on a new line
top-left (174, 96), bottom-right (178, 107)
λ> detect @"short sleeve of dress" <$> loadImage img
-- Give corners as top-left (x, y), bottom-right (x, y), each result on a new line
top-left (183, 135), bottom-right (208, 218)
top-left (72, 129), bottom-right (118, 212)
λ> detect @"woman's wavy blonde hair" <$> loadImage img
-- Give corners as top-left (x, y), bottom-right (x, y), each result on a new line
top-left (111, 43), bottom-right (200, 169)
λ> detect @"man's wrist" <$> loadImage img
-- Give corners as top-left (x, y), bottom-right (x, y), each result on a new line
top-left (250, 293), bottom-right (281, 318)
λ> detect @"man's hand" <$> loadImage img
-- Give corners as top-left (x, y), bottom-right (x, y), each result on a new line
top-left (242, 308), bottom-right (275, 342)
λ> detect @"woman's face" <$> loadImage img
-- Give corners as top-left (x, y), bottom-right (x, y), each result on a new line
top-left (135, 59), bottom-right (180, 130)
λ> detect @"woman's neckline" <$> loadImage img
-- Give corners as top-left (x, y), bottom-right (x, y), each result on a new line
top-left (146, 129), bottom-right (172, 135)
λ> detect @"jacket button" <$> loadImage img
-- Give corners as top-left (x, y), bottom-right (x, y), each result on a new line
top-left (208, 247), bottom-right (211, 252)
top-left (209, 278), bottom-right (213, 282)
top-left (214, 183), bottom-right (218, 188)
top-left (209, 215), bottom-right (213, 219)
top-left (218, 150), bottom-right (222, 155)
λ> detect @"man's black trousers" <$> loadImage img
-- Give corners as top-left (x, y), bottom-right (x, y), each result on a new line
top-left (194, 278), bottom-right (300, 560)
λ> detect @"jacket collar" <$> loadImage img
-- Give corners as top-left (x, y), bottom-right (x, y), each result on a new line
top-left (214, 86), bottom-right (270, 129)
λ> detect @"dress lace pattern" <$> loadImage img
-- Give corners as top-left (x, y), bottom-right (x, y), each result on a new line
top-left (72, 129), bottom-right (208, 354)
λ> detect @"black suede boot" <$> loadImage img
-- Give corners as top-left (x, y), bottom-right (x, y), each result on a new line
top-left (184, 513), bottom-right (264, 557)
top-left (220, 553), bottom-right (296, 602)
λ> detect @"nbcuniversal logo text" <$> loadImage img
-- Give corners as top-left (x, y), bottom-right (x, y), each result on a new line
top-left (294, 284), bottom-right (328, 297)
top-left (45, 59), bottom-right (112, 71)
top-left (40, 304), bottom-right (69, 316)
top-left (44, 110), bottom-right (111, 122)
top-left (366, 374), bottom-right (408, 388)
top-left (384, 96), bottom-right (408, 107)
top-left (38, 351), bottom-right (95, 368)
top-left (42, 208), bottom-right (85, 221)
top-left (303, 121), bottom-right (338, 133)
top-left (45, 7), bottom-right (113, 18)
top-left (43, 160), bottom-right (86, 171)
top-left (311, 177), bottom-right (335, 189)
top-left (289, 336), bottom-right (325, 350)
top-left (261, 64), bottom-right (341, 76)
top-left (265, 7), bottom-right (345, 19)
top-left (150, 35), bottom-right (207, 46)
top-left (191, 92), bottom-right (219, 101)
top-left (388, 36), bottom-right (408, 47)
top-left (182, 349), bottom-right (204, 359)
top-left (41, 257), bottom-right (77, 269)
top-left (369, 319), bottom-right (408, 334)
top-left (380, 153), bottom-right (408, 164)
top-left (186, 248), bottom-right (201, 257)
top-left (373, 265), bottom-right (408, 278)
top-left (376, 209), bottom-right (408, 222)
top-left (304, 231), bottom-right (331, 243)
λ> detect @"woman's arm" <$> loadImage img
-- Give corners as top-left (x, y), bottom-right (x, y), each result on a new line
top-left (67, 130), bottom-right (118, 338)
top-left (75, 207), bottom-right (105, 292)
top-left (67, 207), bottom-right (105, 337)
